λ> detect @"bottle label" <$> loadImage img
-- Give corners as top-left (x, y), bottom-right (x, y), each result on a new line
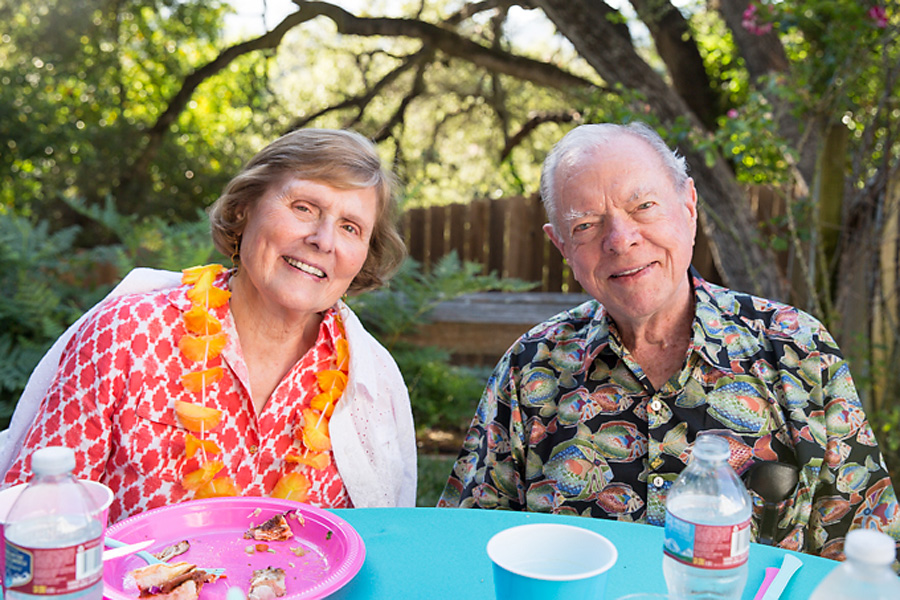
top-left (5, 536), bottom-right (103, 595)
top-left (663, 511), bottom-right (751, 569)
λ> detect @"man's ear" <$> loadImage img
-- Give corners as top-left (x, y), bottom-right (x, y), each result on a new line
top-left (543, 222), bottom-right (567, 258)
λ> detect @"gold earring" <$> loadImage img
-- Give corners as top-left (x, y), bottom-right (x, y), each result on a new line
top-left (230, 237), bottom-right (240, 269)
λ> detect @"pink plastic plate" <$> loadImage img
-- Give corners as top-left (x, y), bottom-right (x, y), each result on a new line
top-left (103, 497), bottom-right (365, 600)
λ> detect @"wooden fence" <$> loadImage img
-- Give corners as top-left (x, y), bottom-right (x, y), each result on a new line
top-left (397, 193), bottom-right (727, 365)
top-left (399, 193), bottom-right (722, 293)
top-left (399, 194), bottom-right (582, 293)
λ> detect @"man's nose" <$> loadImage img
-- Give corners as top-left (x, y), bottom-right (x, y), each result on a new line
top-left (601, 217), bottom-right (639, 254)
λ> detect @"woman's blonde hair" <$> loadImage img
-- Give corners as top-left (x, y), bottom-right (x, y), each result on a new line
top-left (208, 128), bottom-right (406, 293)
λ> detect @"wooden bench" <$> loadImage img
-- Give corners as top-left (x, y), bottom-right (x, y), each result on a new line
top-left (404, 291), bottom-right (593, 367)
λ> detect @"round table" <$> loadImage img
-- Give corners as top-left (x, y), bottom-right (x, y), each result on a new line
top-left (328, 507), bottom-right (837, 599)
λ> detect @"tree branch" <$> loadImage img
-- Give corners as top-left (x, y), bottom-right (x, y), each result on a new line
top-left (501, 110), bottom-right (578, 160)
top-left (291, 1), bottom-right (595, 91)
top-left (373, 59), bottom-right (429, 142)
top-left (286, 47), bottom-right (434, 131)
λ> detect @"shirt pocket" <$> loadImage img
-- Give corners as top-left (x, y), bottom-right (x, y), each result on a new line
top-left (127, 402), bottom-right (189, 483)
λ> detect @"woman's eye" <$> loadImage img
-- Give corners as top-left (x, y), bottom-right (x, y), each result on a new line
top-left (342, 223), bottom-right (360, 235)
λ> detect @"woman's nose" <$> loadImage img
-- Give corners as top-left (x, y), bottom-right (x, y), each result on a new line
top-left (306, 221), bottom-right (335, 251)
top-left (601, 217), bottom-right (639, 254)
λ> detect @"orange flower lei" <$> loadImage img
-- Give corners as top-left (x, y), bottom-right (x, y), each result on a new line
top-left (173, 264), bottom-right (350, 502)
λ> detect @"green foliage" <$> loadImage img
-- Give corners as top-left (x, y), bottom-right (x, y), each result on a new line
top-left (0, 0), bottom-right (263, 222)
top-left (871, 407), bottom-right (900, 486)
top-left (348, 252), bottom-right (534, 432)
top-left (63, 196), bottom-right (219, 272)
top-left (416, 454), bottom-right (456, 507)
top-left (0, 215), bottom-right (93, 422)
top-left (0, 204), bottom-right (220, 428)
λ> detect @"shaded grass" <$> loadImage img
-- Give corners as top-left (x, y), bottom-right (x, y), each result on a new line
top-left (416, 454), bottom-right (457, 507)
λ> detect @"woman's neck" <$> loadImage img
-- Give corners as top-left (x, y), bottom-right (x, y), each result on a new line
top-left (228, 269), bottom-right (324, 412)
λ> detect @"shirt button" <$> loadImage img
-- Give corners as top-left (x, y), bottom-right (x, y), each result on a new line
top-left (249, 445), bottom-right (258, 454)
top-left (650, 400), bottom-right (662, 412)
top-left (652, 476), bottom-right (665, 488)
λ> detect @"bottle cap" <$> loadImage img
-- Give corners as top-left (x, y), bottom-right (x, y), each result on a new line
top-left (31, 446), bottom-right (77, 476)
top-left (691, 434), bottom-right (730, 463)
top-left (844, 529), bottom-right (896, 565)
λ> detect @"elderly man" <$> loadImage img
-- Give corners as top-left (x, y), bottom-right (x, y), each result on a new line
top-left (438, 122), bottom-right (900, 559)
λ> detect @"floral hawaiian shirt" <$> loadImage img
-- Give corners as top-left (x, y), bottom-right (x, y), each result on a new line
top-left (439, 269), bottom-right (900, 559)
top-left (3, 271), bottom-right (351, 523)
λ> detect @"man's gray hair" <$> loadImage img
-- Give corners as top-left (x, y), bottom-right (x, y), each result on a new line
top-left (540, 122), bottom-right (689, 229)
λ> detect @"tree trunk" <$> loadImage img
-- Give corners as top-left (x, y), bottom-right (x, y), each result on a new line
top-left (533, 0), bottom-right (787, 300)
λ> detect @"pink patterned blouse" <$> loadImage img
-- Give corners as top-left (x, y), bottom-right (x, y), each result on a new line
top-left (3, 271), bottom-right (351, 523)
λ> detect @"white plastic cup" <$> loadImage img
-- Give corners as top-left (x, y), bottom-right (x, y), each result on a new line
top-left (0, 480), bottom-right (113, 579)
top-left (487, 523), bottom-right (618, 600)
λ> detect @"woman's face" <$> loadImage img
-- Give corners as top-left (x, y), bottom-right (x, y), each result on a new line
top-left (236, 176), bottom-right (377, 319)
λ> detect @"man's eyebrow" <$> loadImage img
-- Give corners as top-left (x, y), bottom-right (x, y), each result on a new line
top-left (559, 208), bottom-right (595, 223)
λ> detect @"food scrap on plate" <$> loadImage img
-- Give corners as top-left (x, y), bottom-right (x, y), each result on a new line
top-left (248, 567), bottom-right (287, 600)
top-left (130, 562), bottom-right (219, 600)
top-left (153, 540), bottom-right (191, 562)
top-left (244, 513), bottom-right (294, 542)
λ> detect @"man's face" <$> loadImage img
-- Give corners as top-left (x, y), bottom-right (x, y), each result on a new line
top-left (544, 134), bottom-right (698, 329)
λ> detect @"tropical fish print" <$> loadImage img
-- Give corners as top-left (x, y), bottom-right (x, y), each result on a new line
top-left (439, 270), bottom-right (900, 559)
top-left (543, 439), bottom-right (612, 499)
top-left (814, 496), bottom-right (852, 526)
top-left (592, 420), bottom-right (646, 462)
top-left (595, 483), bottom-right (644, 515)
top-left (705, 379), bottom-right (771, 433)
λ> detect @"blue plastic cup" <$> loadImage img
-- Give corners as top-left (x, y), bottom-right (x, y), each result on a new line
top-left (487, 523), bottom-right (618, 600)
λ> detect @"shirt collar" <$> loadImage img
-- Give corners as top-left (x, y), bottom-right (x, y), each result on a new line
top-left (583, 267), bottom-right (737, 376)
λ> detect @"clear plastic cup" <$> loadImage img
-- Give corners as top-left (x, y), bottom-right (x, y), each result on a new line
top-left (0, 480), bottom-right (113, 578)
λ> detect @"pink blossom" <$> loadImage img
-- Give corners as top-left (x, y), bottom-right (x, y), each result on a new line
top-left (868, 6), bottom-right (888, 28)
top-left (742, 3), bottom-right (773, 36)
top-left (727, 109), bottom-right (739, 119)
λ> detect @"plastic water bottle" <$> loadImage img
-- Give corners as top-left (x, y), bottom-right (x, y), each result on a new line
top-left (4, 446), bottom-right (103, 600)
top-left (808, 529), bottom-right (900, 600)
top-left (662, 434), bottom-right (752, 600)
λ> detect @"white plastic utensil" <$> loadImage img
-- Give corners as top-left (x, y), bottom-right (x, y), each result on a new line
top-left (102, 539), bottom-right (155, 561)
top-left (759, 554), bottom-right (803, 600)
top-left (104, 536), bottom-right (225, 576)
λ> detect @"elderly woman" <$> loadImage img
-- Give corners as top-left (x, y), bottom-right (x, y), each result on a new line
top-left (2, 128), bottom-right (416, 522)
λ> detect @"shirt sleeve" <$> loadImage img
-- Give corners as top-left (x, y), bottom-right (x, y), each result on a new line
top-left (787, 325), bottom-right (900, 559)
top-left (2, 303), bottom-right (120, 486)
top-left (438, 350), bottom-right (527, 509)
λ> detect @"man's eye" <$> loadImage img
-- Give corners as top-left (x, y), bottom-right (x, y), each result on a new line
top-left (573, 222), bottom-right (591, 233)
top-left (637, 201), bottom-right (654, 210)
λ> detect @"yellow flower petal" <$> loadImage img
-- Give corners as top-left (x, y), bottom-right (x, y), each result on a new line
top-left (285, 452), bottom-right (331, 470)
top-left (300, 408), bottom-right (331, 452)
top-left (175, 400), bottom-right (223, 432)
top-left (181, 460), bottom-right (224, 491)
top-left (316, 369), bottom-right (347, 392)
top-left (194, 476), bottom-right (240, 499)
top-left (179, 333), bottom-right (227, 362)
top-left (185, 433), bottom-right (222, 458)
top-left (183, 305), bottom-right (222, 335)
top-left (182, 264), bottom-right (224, 285)
top-left (271, 473), bottom-right (311, 502)
top-left (310, 388), bottom-right (340, 418)
top-left (187, 276), bottom-right (231, 308)
top-left (335, 339), bottom-right (349, 371)
top-left (181, 367), bottom-right (224, 393)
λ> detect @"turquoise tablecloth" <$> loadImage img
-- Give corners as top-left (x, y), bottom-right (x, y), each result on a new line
top-left (328, 507), bottom-right (836, 599)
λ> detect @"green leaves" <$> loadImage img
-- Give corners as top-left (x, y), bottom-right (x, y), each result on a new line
top-left (348, 251), bottom-right (534, 433)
